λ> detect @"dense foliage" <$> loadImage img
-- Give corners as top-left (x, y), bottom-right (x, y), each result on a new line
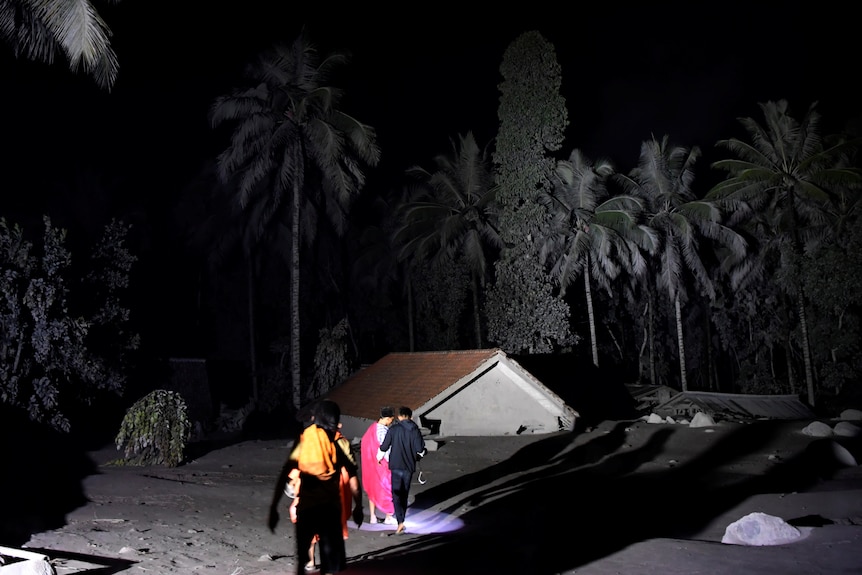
top-left (114, 389), bottom-right (191, 467)
top-left (0, 217), bottom-right (137, 432)
top-left (485, 30), bottom-right (574, 353)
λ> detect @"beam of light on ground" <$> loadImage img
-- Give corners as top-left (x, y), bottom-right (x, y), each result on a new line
top-left (348, 507), bottom-right (464, 535)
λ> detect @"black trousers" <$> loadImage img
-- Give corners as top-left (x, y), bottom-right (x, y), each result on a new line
top-left (390, 468), bottom-right (412, 525)
top-left (295, 500), bottom-right (344, 574)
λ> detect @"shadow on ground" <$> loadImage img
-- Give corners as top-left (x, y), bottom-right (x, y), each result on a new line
top-left (347, 420), bottom-right (860, 574)
top-left (0, 406), bottom-right (97, 548)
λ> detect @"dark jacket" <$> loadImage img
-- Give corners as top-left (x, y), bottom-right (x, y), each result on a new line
top-left (380, 418), bottom-right (426, 474)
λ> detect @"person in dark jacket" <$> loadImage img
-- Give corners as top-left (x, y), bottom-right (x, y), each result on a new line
top-left (377, 405), bottom-right (426, 534)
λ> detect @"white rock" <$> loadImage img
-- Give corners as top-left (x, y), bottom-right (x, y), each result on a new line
top-left (839, 408), bottom-right (862, 421)
top-left (647, 413), bottom-right (664, 424)
top-left (833, 421), bottom-right (861, 438)
top-left (689, 412), bottom-right (716, 428)
top-left (801, 421), bottom-right (833, 437)
top-left (722, 512), bottom-right (802, 546)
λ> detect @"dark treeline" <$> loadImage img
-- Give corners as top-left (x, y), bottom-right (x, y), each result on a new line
top-left (2, 7), bottom-right (860, 439)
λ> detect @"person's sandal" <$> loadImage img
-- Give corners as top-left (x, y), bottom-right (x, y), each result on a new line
top-left (304, 561), bottom-right (316, 572)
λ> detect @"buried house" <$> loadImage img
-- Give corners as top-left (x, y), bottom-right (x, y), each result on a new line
top-left (322, 348), bottom-right (578, 440)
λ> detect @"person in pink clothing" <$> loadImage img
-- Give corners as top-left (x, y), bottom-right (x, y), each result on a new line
top-left (361, 406), bottom-right (396, 524)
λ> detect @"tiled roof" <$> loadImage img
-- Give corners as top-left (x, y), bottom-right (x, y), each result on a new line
top-left (323, 348), bottom-right (503, 420)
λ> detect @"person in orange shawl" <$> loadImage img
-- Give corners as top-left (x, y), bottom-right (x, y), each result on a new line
top-left (287, 427), bottom-right (356, 571)
top-left (269, 401), bottom-right (363, 575)
top-left (360, 407), bottom-right (396, 525)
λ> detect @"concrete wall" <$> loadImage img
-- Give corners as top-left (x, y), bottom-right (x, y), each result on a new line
top-left (424, 367), bottom-right (562, 436)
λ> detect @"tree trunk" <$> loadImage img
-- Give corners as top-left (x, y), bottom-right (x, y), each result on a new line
top-left (247, 257), bottom-right (259, 406)
top-left (638, 323), bottom-right (648, 383)
top-left (648, 289), bottom-right (656, 386)
top-left (784, 342), bottom-right (796, 393)
top-left (797, 286), bottom-right (816, 407)
top-left (472, 272), bottom-right (483, 349)
top-left (406, 271), bottom-right (414, 352)
top-left (704, 308), bottom-right (715, 391)
top-left (290, 180), bottom-right (302, 410)
top-left (584, 268), bottom-right (599, 367)
top-left (787, 192), bottom-right (815, 406)
top-left (675, 295), bottom-right (688, 391)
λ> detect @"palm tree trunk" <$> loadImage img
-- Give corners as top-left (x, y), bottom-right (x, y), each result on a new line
top-left (781, 339), bottom-right (795, 391)
top-left (648, 289), bottom-right (656, 386)
top-left (290, 179), bottom-right (302, 410)
top-left (797, 286), bottom-right (815, 406)
top-left (406, 271), bottom-right (414, 352)
top-left (472, 274), bottom-right (483, 349)
top-left (787, 193), bottom-right (815, 405)
top-left (247, 256), bottom-right (259, 406)
top-left (675, 295), bottom-right (688, 391)
top-left (584, 270), bottom-right (599, 367)
top-left (704, 309), bottom-right (715, 391)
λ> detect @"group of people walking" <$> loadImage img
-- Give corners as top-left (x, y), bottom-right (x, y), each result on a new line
top-left (362, 405), bottom-right (427, 535)
top-left (268, 401), bottom-right (426, 575)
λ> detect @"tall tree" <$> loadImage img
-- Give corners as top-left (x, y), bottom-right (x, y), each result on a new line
top-left (0, 0), bottom-right (120, 90)
top-left (709, 100), bottom-right (861, 406)
top-left (210, 33), bottom-right (380, 410)
top-left (618, 135), bottom-right (745, 391)
top-left (484, 30), bottom-right (574, 354)
top-left (542, 149), bottom-right (656, 367)
top-left (398, 132), bottom-right (501, 349)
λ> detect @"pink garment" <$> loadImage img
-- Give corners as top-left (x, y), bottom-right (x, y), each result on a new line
top-left (361, 422), bottom-right (394, 515)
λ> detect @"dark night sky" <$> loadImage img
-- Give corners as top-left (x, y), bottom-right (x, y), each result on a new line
top-left (0, 1), bottom-right (857, 355)
top-left (3, 2), bottom-right (857, 209)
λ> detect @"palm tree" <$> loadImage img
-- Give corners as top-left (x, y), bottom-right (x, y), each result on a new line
top-left (1, 0), bottom-right (120, 90)
top-left (618, 135), bottom-right (745, 391)
top-left (541, 149), bottom-right (656, 367)
top-left (210, 32), bottom-right (380, 410)
top-left (708, 100), bottom-right (861, 406)
top-left (397, 132), bottom-right (501, 349)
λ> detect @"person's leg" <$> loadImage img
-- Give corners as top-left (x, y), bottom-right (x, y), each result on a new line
top-left (390, 469), bottom-right (411, 533)
top-left (368, 497), bottom-right (376, 522)
top-left (294, 508), bottom-right (317, 575)
top-left (316, 502), bottom-right (347, 575)
top-left (306, 535), bottom-right (317, 571)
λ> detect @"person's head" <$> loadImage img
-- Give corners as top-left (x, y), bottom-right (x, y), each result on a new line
top-left (313, 400), bottom-right (341, 432)
top-left (380, 406), bottom-right (395, 423)
top-left (398, 406), bottom-right (413, 420)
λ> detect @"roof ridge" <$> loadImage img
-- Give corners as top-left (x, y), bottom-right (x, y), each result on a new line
top-left (387, 348), bottom-right (501, 356)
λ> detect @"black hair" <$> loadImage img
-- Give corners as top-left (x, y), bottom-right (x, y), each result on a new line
top-left (380, 406), bottom-right (395, 418)
top-left (398, 406), bottom-right (412, 418)
top-left (314, 400), bottom-right (341, 432)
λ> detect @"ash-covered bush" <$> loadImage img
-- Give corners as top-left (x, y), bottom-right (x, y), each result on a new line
top-left (114, 390), bottom-right (191, 466)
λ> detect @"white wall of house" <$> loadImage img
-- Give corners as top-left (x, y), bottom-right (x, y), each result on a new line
top-left (423, 366), bottom-right (568, 436)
